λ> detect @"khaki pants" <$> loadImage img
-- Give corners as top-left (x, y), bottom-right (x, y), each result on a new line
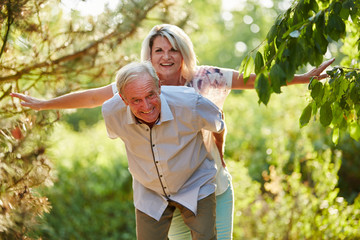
top-left (136, 193), bottom-right (217, 240)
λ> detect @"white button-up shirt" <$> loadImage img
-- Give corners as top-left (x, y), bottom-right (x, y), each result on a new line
top-left (102, 86), bottom-right (224, 220)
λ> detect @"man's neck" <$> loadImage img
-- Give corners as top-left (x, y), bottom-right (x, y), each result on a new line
top-left (135, 116), bottom-right (160, 128)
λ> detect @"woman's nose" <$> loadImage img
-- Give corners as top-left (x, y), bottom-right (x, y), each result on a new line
top-left (163, 51), bottom-right (170, 59)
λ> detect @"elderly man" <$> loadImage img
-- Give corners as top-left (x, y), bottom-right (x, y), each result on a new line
top-left (102, 61), bottom-right (224, 240)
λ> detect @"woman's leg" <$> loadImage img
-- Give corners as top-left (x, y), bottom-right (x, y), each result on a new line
top-left (168, 208), bottom-right (191, 240)
top-left (215, 182), bottom-right (234, 239)
top-left (168, 182), bottom-right (234, 240)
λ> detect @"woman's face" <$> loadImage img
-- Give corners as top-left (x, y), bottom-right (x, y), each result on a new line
top-left (150, 36), bottom-right (183, 83)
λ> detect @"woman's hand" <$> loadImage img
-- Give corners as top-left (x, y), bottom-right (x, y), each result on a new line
top-left (10, 93), bottom-right (45, 110)
top-left (291, 58), bottom-right (336, 84)
top-left (305, 57), bottom-right (335, 80)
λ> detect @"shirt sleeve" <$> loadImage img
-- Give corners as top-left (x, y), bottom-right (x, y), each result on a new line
top-left (102, 94), bottom-right (125, 139)
top-left (111, 82), bottom-right (118, 95)
top-left (194, 94), bottom-right (224, 133)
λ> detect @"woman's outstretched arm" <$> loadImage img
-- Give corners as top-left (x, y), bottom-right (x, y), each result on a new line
top-left (231, 58), bottom-right (335, 90)
top-left (11, 84), bottom-right (114, 110)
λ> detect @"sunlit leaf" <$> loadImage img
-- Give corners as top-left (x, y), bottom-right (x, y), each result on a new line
top-left (241, 55), bottom-right (255, 84)
top-left (332, 127), bottom-right (340, 145)
top-left (349, 81), bottom-right (360, 103)
top-left (349, 121), bottom-right (360, 141)
top-left (331, 102), bottom-right (344, 126)
top-left (308, 78), bottom-right (319, 90)
top-left (340, 7), bottom-right (350, 20)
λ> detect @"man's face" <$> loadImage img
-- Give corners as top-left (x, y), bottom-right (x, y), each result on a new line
top-left (121, 74), bottom-right (161, 127)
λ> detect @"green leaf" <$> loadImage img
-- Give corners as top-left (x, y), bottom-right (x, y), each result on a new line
top-left (349, 121), bottom-right (360, 141)
top-left (336, 78), bottom-right (350, 101)
top-left (350, 85), bottom-right (360, 103)
top-left (332, 2), bottom-right (343, 14)
top-left (308, 78), bottom-right (319, 90)
top-left (332, 127), bottom-right (340, 145)
top-left (331, 102), bottom-right (344, 126)
top-left (255, 51), bottom-right (264, 75)
top-left (311, 82), bottom-right (324, 103)
top-left (340, 7), bottom-right (350, 20)
top-left (269, 63), bottom-right (286, 93)
top-left (267, 25), bottom-right (277, 44)
top-left (326, 14), bottom-right (346, 41)
top-left (300, 103), bottom-right (313, 128)
top-left (320, 102), bottom-right (333, 127)
top-left (313, 28), bottom-right (328, 54)
top-left (314, 10), bottom-right (325, 30)
top-left (240, 55), bottom-right (255, 84)
top-left (264, 42), bottom-right (276, 66)
top-left (255, 73), bottom-right (271, 105)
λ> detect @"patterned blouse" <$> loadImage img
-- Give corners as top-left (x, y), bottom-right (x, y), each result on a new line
top-left (187, 66), bottom-right (233, 195)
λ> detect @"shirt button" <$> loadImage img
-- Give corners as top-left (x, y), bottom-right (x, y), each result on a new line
top-left (152, 144), bottom-right (155, 147)
top-left (160, 175), bottom-right (163, 177)
top-left (155, 161), bottom-right (159, 164)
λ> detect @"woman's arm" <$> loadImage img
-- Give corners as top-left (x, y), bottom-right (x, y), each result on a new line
top-left (11, 84), bottom-right (114, 110)
top-left (231, 58), bottom-right (335, 90)
top-left (213, 130), bottom-right (226, 167)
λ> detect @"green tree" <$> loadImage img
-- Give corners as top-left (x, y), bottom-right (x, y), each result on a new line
top-left (1, 0), bottom-right (360, 239)
top-left (0, 0), bottom-right (189, 238)
top-left (239, 0), bottom-right (360, 143)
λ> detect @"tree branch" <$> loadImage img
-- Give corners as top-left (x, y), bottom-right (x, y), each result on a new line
top-left (0, 2), bottom-right (14, 59)
top-left (0, 0), bottom-right (164, 84)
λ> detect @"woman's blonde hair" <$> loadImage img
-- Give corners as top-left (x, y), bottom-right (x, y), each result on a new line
top-left (141, 24), bottom-right (197, 82)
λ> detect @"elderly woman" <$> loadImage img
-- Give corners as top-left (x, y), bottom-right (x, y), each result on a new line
top-left (11, 24), bottom-right (334, 240)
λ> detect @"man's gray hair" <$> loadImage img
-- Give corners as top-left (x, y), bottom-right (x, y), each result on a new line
top-left (115, 61), bottom-right (160, 95)
top-left (140, 24), bottom-right (197, 82)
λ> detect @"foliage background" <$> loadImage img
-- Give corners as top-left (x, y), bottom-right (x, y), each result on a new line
top-left (1, 0), bottom-right (359, 239)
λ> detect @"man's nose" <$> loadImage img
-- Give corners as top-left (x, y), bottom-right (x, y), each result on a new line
top-left (142, 99), bottom-right (151, 110)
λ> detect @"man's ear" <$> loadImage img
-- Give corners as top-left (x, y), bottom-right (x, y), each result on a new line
top-left (119, 93), bottom-right (128, 105)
